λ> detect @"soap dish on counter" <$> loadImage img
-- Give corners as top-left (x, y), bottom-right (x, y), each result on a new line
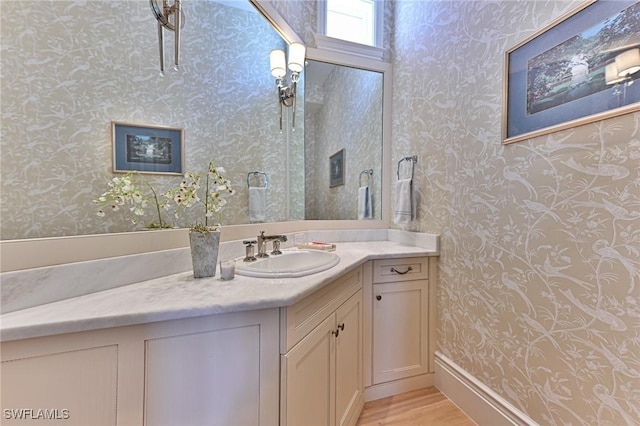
top-left (295, 242), bottom-right (337, 251)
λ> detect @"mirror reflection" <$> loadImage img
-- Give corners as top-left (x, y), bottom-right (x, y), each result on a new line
top-left (304, 60), bottom-right (383, 220)
top-left (0, 0), bottom-right (383, 241)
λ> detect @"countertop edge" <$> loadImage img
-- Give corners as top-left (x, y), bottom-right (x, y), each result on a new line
top-left (1, 243), bottom-right (438, 342)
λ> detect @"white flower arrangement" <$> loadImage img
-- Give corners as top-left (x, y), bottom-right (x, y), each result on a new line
top-left (94, 172), bottom-right (170, 229)
top-left (164, 161), bottom-right (235, 232)
top-left (95, 162), bottom-right (234, 232)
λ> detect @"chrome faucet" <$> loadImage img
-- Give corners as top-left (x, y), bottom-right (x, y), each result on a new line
top-left (257, 231), bottom-right (288, 257)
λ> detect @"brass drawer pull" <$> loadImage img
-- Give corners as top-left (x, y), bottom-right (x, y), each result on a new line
top-left (390, 266), bottom-right (413, 275)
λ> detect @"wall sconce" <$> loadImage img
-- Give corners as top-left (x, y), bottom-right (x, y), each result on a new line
top-left (150, 0), bottom-right (182, 75)
top-left (270, 42), bottom-right (306, 131)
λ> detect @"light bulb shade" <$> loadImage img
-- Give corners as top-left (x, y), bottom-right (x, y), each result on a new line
top-left (605, 62), bottom-right (626, 85)
top-left (287, 43), bottom-right (306, 73)
top-left (270, 49), bottom-right (286, 78)
top-left (615, 48), bottom-right (640, 77)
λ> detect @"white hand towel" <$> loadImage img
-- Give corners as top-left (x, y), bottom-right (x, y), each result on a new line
top-left (249, 187), bottom-right (266, 223)
top-left (358, 185), bottom-right (372, 220)
top-left (393, 179), bottom-right (415, 224)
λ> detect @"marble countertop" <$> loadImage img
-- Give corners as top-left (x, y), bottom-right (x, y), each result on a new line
top-left (1, 241), bottom-right (436, 342)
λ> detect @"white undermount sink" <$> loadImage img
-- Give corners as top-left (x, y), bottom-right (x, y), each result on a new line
top-left (236, 249), bottom-right (340, 278)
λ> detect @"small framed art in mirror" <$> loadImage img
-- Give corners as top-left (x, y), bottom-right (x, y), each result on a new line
top-left (329, 148), bottom-right (345, 187)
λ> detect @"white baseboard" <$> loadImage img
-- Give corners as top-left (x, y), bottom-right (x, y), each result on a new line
top-left (435, 351), bottom-right (538, 426)
top-left (364, 373), bottom-right (434, 402)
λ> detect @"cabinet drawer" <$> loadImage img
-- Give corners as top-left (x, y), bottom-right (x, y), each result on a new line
top-left (372, 257), bottom-right (428, 283)
top-left (281, 266), bottom-right (362, 353)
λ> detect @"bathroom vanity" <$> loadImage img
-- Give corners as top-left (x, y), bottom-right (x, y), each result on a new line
top-left (0, 234), bottom-right (438, 426)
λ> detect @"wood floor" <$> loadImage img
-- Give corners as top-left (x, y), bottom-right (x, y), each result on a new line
top-left (356, 387), bottom-right (477, 426)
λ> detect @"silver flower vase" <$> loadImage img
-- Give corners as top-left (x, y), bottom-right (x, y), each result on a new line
top-left (188, 229), bottom-right (221, 278)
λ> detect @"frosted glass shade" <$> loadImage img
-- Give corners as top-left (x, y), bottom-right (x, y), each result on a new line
top-left (615, 48), bottom-right (640, 77)
top-left (605, 62), bottom-right (626, 85)
top-left (270, 49), bottom-right (286, 78)
top-left (287, 43), bottom-right (306, 73)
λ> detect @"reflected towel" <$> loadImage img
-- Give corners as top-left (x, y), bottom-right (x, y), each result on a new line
top-left (249, 187), bottom-right (266, 223)
top-left (358, 185), bottom-right (372, 220)
top-left (393, 179), bottom-right (415, 224)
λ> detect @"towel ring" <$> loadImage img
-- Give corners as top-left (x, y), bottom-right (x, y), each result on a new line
top-left (247, 171), bottom-right (268, 189)
top-left (359, 169), bottom-right (373, 187)
top-left (397, 156), bottom-right (417, 180)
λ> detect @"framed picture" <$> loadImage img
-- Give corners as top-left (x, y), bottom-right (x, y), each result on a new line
top-left (112, 121), bottom-right (184, 174)
top-left (329, 149), bottom-right (345, 187)
top-left (503, 0), bottom-right (640, 144)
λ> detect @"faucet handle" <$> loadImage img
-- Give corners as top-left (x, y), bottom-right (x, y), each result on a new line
top-left (271, 240), bottom-right (283, 255)
top-left (243, 240), bottom-right (257, 262)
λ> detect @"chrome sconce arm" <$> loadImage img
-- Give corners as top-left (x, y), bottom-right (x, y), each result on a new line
top-left (150, 0), bottom-right (183, 75)
top-left (275, 72), bottom-right (299, 130)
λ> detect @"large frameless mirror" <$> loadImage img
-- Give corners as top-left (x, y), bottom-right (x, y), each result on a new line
top-left (0, 0), bottom-right (386, 241)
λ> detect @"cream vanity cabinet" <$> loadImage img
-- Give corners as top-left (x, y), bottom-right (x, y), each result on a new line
top-left (0, 308), bottom-right (280, 426)
top-left (280, 266), bottom-right (364, 426)
top-left (363, 257), bottom-right (437, 398)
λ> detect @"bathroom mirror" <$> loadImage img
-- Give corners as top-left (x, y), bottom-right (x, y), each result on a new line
top-left (0, 0), bottom-right (387, 240)
top-left (304, 60), bottom-right (383, 220)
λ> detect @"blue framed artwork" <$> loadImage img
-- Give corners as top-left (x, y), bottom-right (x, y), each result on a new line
top-left (330, 149), bottom-right (345, 187)
top-left (503, 0), bottom-right (640, 144)
top-left (112, 121), bottom-right (184, 174)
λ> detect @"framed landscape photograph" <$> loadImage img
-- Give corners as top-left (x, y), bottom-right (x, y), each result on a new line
top-left (112, 121), bottom-right (184, 174)
top-left (329, 149), bottom-right (345, 187)
top-left (503, 0), bottom-right (640, 144)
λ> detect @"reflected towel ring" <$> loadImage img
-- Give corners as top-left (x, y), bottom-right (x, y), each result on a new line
top-left (359, 169), bottom-right (373, 187)
top-left (247, 171), bottom-right (269, 189)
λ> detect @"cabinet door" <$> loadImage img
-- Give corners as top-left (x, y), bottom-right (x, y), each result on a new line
top-left (1, 345), bottom-right (118, 426)
top-left (372, 280), bottom-right (428, 384)
top-left (335, 290), bottom-right (363, 426)
top-left (145, 325), bottom-right (263, 426)
top-left (282, 315), bottom-right (336, 426)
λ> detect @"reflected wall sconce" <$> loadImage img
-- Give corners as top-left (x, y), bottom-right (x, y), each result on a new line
top-left (607, 48), bottom-right (640, 85)
top-left (606, 48), bottom-right (640, 106)
top-left (605, 62), bottom-right (627, 85)
top-left (150, 0), bottom-right (183, 75)
top-left (615, 48), bottom-right (640, 78)
top-left (270, 42), bottom-right (306, 131)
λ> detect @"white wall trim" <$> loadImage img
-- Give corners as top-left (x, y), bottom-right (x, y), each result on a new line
top-left (435, 351), bottom-right (539, 426)
top-left (364, 373), bottom-right (434, 402)
top-left (314, 34), bottom-right (385, 61)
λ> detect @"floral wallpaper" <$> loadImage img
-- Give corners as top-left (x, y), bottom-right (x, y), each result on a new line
top-left (0, 0), bottom-right (301, 239)
top-left (305, 64), bottom-right (383, 220)
top-left (391, 1), bottom-right (640, 425)
top-left (3, 0), bottom-right (639, 423)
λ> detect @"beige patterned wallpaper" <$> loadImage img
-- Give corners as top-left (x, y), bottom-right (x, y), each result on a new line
top-left (391, 1), bottom-right (640, 425)
top-left (0, 0), bottom-right (300, 239)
